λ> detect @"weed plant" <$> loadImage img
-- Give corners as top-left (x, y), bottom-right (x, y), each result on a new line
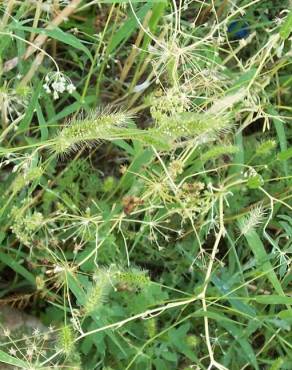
top-left (0, 0), bottom-right (291, 369)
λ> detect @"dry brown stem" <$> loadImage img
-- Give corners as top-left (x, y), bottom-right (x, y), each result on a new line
top-left (3, 0), bottom-right (82, 73)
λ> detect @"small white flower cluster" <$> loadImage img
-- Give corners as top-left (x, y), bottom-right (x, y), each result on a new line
top-left (39, 0), bottom-right (70, 18)
top-left (43, 72), bottom-right (76, 100)
top-left (0, 84), bottom-right (28, 124)
top-left (243, 167), bottom-right (258, 178)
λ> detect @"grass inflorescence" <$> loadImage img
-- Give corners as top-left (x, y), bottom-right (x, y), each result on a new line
top-left (0, 1), bottom-right (291, 370)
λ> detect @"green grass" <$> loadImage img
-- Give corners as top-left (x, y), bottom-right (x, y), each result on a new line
top-left (0, 1), bottom-right (291, 369)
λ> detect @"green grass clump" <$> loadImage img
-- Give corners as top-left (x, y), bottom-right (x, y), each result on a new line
top-left (0, 1), bottom-right (291, 370)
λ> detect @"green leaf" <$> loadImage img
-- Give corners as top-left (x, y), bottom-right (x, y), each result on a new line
top-left (153, 358), bottom-right (169, 370)
top-left (278, 147), bottom-right (292, 161)
top-left (219, 321), bottom-right (259, 370)
top-left (116, 147), bottom-right (154, 192)
top-left (278, 309), bottom-right (292, 322)
top-left (229, 131), bottom-right (244, 175)
top-left (9, 24), bottom-right (93, 62)
top-left (280, 10), bottom-right (292, 40)
top-left (212, 275), bottom-right (256, 317)
top-left (18, 81), bottom-right (42, 132)
top-left (269, 107), bottom-right (288, 176)
top-left (247, 174), bottom-right (264, 189)
top-left (0, 251), bottom-right (35, 285)
top-left (67, 272), bottom-right (86, 306)
top-left (0, 350), bottom-right (28, 368)
top-left (108, 3), bottom-right (153, 53)
top-left (229, 69), bottom-right (257, 93)
top-left (101, 0), bottom-right (166, 3)
top-left (269, 358), bottom-right (284, 370)
top-left (253, 295), bottom-right (292, 305)
top-left (168, 324), bottom-right (197, 361)
top-left (243, 230), bottom-right (285, 297)
top-left (36, 101), bottom-right (48, 141)
top-left (161, 350), bottom-right (177, 362)
top-left (47, 95), bottom-right (95, 127)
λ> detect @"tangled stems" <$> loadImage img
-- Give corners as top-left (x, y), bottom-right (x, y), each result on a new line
top-left (201, 191), bottom-right (228, 370)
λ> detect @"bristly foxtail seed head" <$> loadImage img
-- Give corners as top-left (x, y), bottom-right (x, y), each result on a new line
top-left (156, 111), bottom-right (232, 143)
top-left (57, 325), bottom-right (75, 356)
top-left (240, 204), bottom-right (266, 236)
top-left (51, 107), bottom-right (132, 157)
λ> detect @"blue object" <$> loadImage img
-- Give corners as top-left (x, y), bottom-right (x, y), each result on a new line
top-left (228, 20), bottom-right (250, 40)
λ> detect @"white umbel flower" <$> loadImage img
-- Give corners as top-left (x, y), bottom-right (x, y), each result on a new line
top-left (67, 83), bottom-right (76, 94)
top-left (43, 72), bottom-right (76, 100)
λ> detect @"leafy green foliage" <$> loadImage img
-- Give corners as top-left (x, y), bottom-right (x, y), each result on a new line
top-left (0, 1), bottom-right (291, 369)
